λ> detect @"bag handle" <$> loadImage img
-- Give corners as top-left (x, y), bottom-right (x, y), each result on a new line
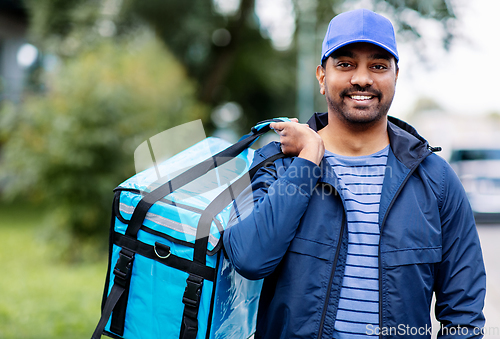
top-left (125, 118), bottom-right (290, 239)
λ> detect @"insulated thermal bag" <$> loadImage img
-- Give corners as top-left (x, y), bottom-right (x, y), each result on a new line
top-left (91, 119), bottom-right (287, 339)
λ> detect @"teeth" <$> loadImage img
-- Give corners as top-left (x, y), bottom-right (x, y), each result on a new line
top-left (350, 95), bottom-right (373, 100)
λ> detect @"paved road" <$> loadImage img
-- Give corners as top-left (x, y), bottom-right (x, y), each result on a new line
top-left (477, 224), bottom-right (500, 338)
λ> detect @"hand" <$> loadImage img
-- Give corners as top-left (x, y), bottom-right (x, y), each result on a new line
top-left (270, 119), bottom-right (325, 165)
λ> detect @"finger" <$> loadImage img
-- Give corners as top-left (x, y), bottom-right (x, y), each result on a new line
top-left (290, 118), bottom-right (299, 123)
top-left (270, 122), bottom-right (286, 131)
top-left (305, 123), bottom-right (316, 131)
top-left (275, 129), bottom-right (285, 137)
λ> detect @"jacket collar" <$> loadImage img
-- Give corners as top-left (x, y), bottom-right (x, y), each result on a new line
top-left (306, 112), bottom-right (431, 169)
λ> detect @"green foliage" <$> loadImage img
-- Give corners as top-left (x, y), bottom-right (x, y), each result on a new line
top-left (0, 33), bottom-right (207, 255)
top-left (22, 0), bottom-right (298, 133)
top-left (373, 0), bottom-right (456, 50)
top-left (21, 0), bottom-right (458, 134)
top-left (123, 0), bottom-right (298, 132)
top-left (0, 202), bottom-right (106, 339)
top-left (24, 0), bottom-right (101, 51)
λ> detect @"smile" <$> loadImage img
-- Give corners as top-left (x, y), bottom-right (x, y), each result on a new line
top-left (349, 95), bottom-right (374, 100)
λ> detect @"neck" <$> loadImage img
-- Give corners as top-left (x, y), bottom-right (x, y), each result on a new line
top-left (317, 113), bottom-right (389, 156)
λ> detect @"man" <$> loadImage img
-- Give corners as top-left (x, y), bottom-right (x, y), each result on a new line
top-left (223, 8), bottom-right (486, 339)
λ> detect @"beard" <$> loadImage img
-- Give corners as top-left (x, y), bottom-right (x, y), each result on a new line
top-left (325, 85), bottom-right (395, 127)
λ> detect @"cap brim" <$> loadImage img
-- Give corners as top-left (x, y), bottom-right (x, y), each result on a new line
top-left (321, 38), bottom-right (399, 63)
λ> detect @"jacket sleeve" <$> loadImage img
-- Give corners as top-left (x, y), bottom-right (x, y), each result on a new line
top-left (434, 163), bottom-right (486, 338)
top-left (222, 148), bottom-right (321, 280)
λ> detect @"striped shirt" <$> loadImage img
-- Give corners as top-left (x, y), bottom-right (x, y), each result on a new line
top-left (325, 145), bottom-right (389, 339)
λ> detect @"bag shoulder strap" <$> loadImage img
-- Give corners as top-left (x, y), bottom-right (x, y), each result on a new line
top-left (125, 118), bottom-right (289, 240)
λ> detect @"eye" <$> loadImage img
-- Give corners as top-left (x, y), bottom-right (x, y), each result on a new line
top-left (371, 64), bottom-right (388, 70)
top-left (336, 62), bottom-right (353, 69)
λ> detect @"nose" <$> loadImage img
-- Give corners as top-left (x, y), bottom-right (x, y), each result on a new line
top-left (350, 66), bottom-right (373, 88)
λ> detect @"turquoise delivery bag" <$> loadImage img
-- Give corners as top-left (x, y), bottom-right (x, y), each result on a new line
top-left (91, 119), bottom-right (288, 339)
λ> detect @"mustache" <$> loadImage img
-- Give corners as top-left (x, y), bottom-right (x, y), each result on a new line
top-left (340, 86), bottom-right (381, 98)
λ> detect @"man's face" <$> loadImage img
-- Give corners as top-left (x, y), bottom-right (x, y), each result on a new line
top-left (316, 42), bottom-right (399, 126)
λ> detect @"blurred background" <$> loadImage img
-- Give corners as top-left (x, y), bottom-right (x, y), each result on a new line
top-left (0, 0), bottom-right (499, 338)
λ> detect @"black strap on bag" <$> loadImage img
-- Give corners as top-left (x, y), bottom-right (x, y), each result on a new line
top-left (91, 248), bottom-right (134, 339)
top-left (178, 152), bottom-right (284, 339)
top-left (92, 119), bottom-right (285, 339)
top-left (179, 274), bottom-right (204, 339)
top-left (125, 120), bottom-right (281, 240)
top-left (192, 152), bottom-right (285, 266)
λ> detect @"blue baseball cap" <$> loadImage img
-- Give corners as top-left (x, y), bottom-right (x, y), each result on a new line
top-left (321, 9), bottom-right (399, 63)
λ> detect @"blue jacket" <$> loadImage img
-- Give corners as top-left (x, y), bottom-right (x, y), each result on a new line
top-left (223, 113), bottom-right (486, 339)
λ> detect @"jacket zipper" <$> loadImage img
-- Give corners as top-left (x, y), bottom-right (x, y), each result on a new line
top-left (317, 190), bottom-right (346, 339)
top-left (377, 152), bottom-right (432, 338)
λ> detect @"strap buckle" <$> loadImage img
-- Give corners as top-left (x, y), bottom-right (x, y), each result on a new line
top-left (182, 275), bottom-right (204, 308)
top-left (113, 249), bottom-right (134, 287)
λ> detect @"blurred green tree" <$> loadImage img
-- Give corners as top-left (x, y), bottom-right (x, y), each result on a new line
top-left (0, 33), bottom-right (206, 258)
top-left (23, 0), bottom-right (457, 131)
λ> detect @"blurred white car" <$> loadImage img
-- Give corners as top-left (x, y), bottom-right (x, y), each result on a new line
top-left (449, 149), bottom-right (500, 223)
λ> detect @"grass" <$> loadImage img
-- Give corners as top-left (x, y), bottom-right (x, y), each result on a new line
top-left (0, 202), bottom-right (108, 339)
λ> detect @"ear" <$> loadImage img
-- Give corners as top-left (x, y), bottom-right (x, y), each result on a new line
top-left (316, 65), bottom-right (326, 95)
